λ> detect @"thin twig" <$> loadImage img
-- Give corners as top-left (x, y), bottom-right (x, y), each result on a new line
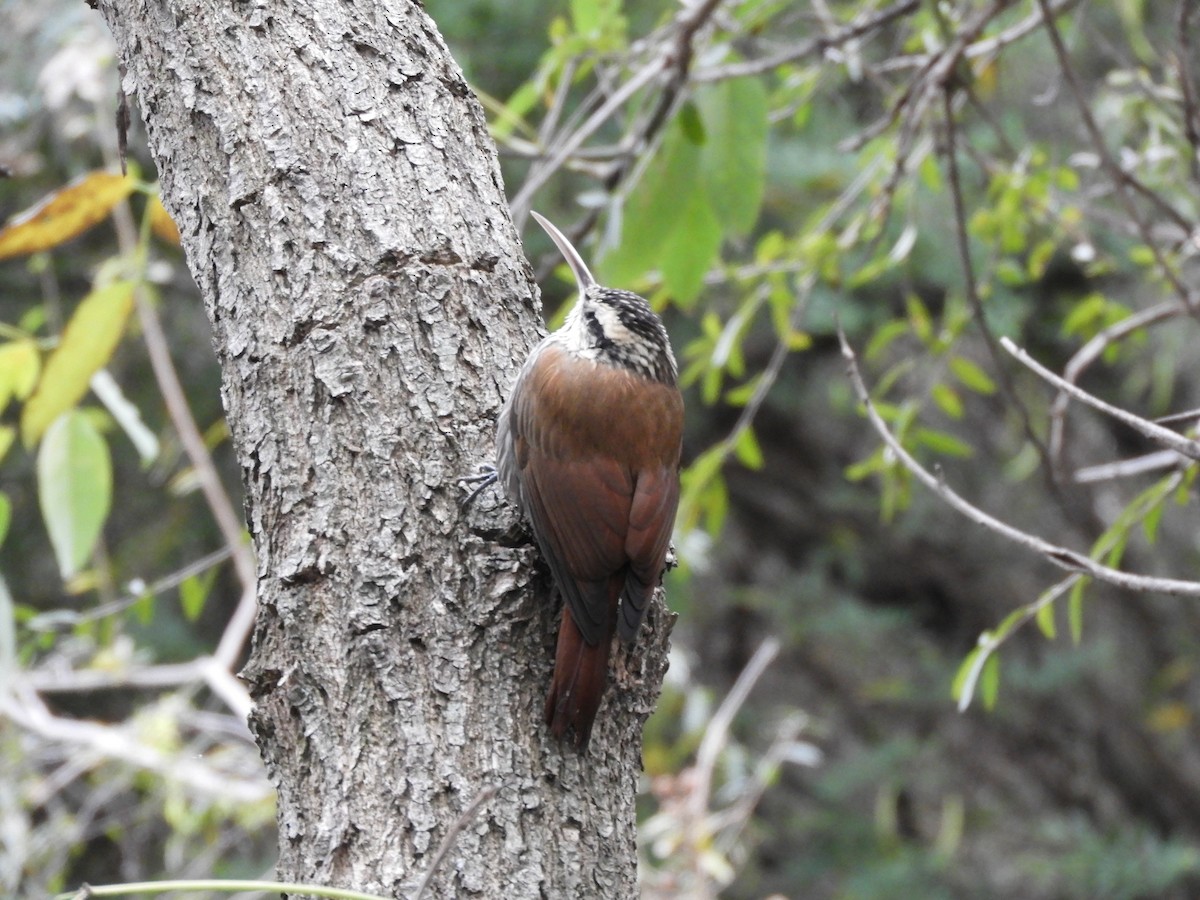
top-left (511, 0), bottom-right (727, 226)
top-left (956, 575), bottom-right (1080, 712)
top-left (841, 0), bottom-right (1014, 154)
top-left (693, 0), bottom-right (920, 82)
top-left (1001, 336), bottom-right (1200, 461)
top-left (688, 637), bottom-right (780, 829)
top-left (941, 89), bottom-right (1061, 491)
top-left (1048, 301), bottom-right (1185, 465)
top-left (1034, 0), bottom-right (1196, 309)
top-left (537, 56), bottom-right (576, 154)
top-left (839, 329), bottom-right (1200, 595)
top-left (1074, 450), bottom-right (1187, 483)
top-left (25, 546), bottom-right (234, 630)
top-left (1178, 0), bottom-right (1200, 182)
top-left (109, 199), bottom-right (258, 674)
top-left (414, 784), bottom-right (499, 900)
top-left (706, 714), bottom-right (815, 849)
top-left (0, 686), bottom-right (268, 801)
top-left (964, 0), bottom-right (1084, 60)
top-left (134, 293), bottom-right (258, 671)
top-left (509, 58), bottom-right (667, 225)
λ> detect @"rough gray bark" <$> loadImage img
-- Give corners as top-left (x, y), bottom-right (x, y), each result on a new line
top-left (96, 1), bottom-right (669, 896)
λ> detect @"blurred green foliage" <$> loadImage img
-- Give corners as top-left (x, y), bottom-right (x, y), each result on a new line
top-left (5, 0), bottom-right (1200, 897)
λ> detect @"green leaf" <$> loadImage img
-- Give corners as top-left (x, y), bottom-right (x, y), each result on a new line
top-left (733, 426), bottom-right (764, 470)
top-left (492, 81), bottom-right (540, 141)
top-left (22, 281), bottom-right (135, 446)
top-left (949, 356), bottom-right (997, 395)
top-left (37, 410), bottom-right (112, 579)
top-left (864, 321), bottom-right (910, 361)
top-left (570, 0), bottom-right (624, 43)
top-left (995, 259), bottom-right (1027, 286)
top-left (0, 492), bottom-right (10, 548)
top-left (678, 100), bottom-right (706, 145)
top-left (847, 252), bottom-right (894, 289)
top-left (0, 340), bottom-right (41, 411)
top-left (679, 444), bottom-right (731, 535)
top-left (914, 427), bottom-right (973, 458)
top-left (724, 374), bottom-right (763, 407)
top-left (1035, 595), bottom-right (1057, 640)
top-left (905, 294), bottom-right (933, 344)
top-left (979, 654), bottom-right (1001, 710)
top-left (132, 587), bottom-right (155, 625)
top-left (845, 446), bottom-right (884, 483)
top-left (1027, 238), bottom-right (1056, 279)
top-left (696, 77), bottom-right (769, 235)
top-left (1142, 500), bottom-right (1165, 543)
top-left (601, 124), bottom-right (702, 286)
top-left (1061, 292), bottom-right (1104, 336)
top-left (919, 152), bottom-right (943, 193)
top-left (1055, 166), bottom-right (1080, 191)
top-left (1129, 244), bottom-right (1156, 266)
top-left (950, 652), bottom-right (979, 710)
top-left (570, 0), bottom-right (602, 33)
top-left (659, 190), bottom-right (722, 305)
top-left (931, 383), bottom-right (964, 420)
top-left (180, 567), bottom-right (219, 622)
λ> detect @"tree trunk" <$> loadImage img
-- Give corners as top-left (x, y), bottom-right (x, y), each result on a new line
top-left (96, 1), bottom-right (669, 896)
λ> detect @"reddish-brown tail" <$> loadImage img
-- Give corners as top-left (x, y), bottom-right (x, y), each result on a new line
top-left (544, 605), bottom-right (616, 751)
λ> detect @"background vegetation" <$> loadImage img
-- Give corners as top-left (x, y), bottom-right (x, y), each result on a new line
top-left (3, 0), bottom-right (1200, 897)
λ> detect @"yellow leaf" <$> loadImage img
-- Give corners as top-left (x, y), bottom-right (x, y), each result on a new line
top-left (0, 340), bottom-right (41, 411)
top-left (21, 281), bottom-right (136, 446)
top-left (972, 57), bottom-right (999, 98)
top-left (0, 171), bottom-right (136, 260)
top-left (1146, 702), bottom-right (1191, 733)
top-left (148, 194), bottom-right (181, 246)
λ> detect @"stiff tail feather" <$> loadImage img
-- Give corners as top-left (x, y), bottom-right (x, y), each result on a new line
top-left (544, 604), bottom-right (616, 751)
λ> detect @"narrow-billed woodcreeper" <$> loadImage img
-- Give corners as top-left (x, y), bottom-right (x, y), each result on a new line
top-left (496, 212), bottom-right (684, 750)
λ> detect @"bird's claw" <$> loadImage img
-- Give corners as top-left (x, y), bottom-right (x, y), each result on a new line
top-left (459, 463), bottom-right (498, 508)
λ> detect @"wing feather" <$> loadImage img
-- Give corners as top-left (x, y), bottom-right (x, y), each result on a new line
top-left (523, 452), bottom-right (633, 644)
top-left (618, 467), bottom-right (680, 640)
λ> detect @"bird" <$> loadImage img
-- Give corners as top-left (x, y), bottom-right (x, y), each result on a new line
top-left (494, 212), bottom-right (684, 751)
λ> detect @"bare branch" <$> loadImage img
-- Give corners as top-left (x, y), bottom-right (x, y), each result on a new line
top-left (110, 200), bottom-right (258, 674)
top-left (964, 0), bottom-right (1084, 60)
top-left (841, 0), bottom-right (1013, 154)
top-left (414, 784), bottom-right (500, 900)
top-left (1074, 450), bottom-right (1188, 484)
top-left (1178, 0), bottom-right (1200, 182)
top-left (688, 637), bottom-right (781, 826)
top-left (511, 0), bottom-right (727, 224)
top-left (25, 546), bottom-right (234, 631)
top-left (693, 0), bottom-right (920, 82)
top-left (1047, 301), bottom-right (1185, 465)
top-left (0, 686), bottom-right (268, 802)
top-left (1001, 336), bottom-right (1200, 461)
top-left (509, 57), bottom-right (668, 224)
top-left (840, 329), bottom-right (1200, 596)
top-left (1033, 0), bottom-right (1196, 309)
top-left (941, 88), bottom-right (1059, 490)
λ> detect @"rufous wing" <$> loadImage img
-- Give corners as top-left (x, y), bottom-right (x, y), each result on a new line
top-left (617, 465), bottom-right (680, 641)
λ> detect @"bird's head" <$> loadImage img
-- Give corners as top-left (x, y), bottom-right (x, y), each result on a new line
top-left (531, 211), bottom-right (678, 385)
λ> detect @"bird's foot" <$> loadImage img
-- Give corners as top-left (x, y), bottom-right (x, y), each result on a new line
top-left (459, 463), bottom-right (498, 508)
